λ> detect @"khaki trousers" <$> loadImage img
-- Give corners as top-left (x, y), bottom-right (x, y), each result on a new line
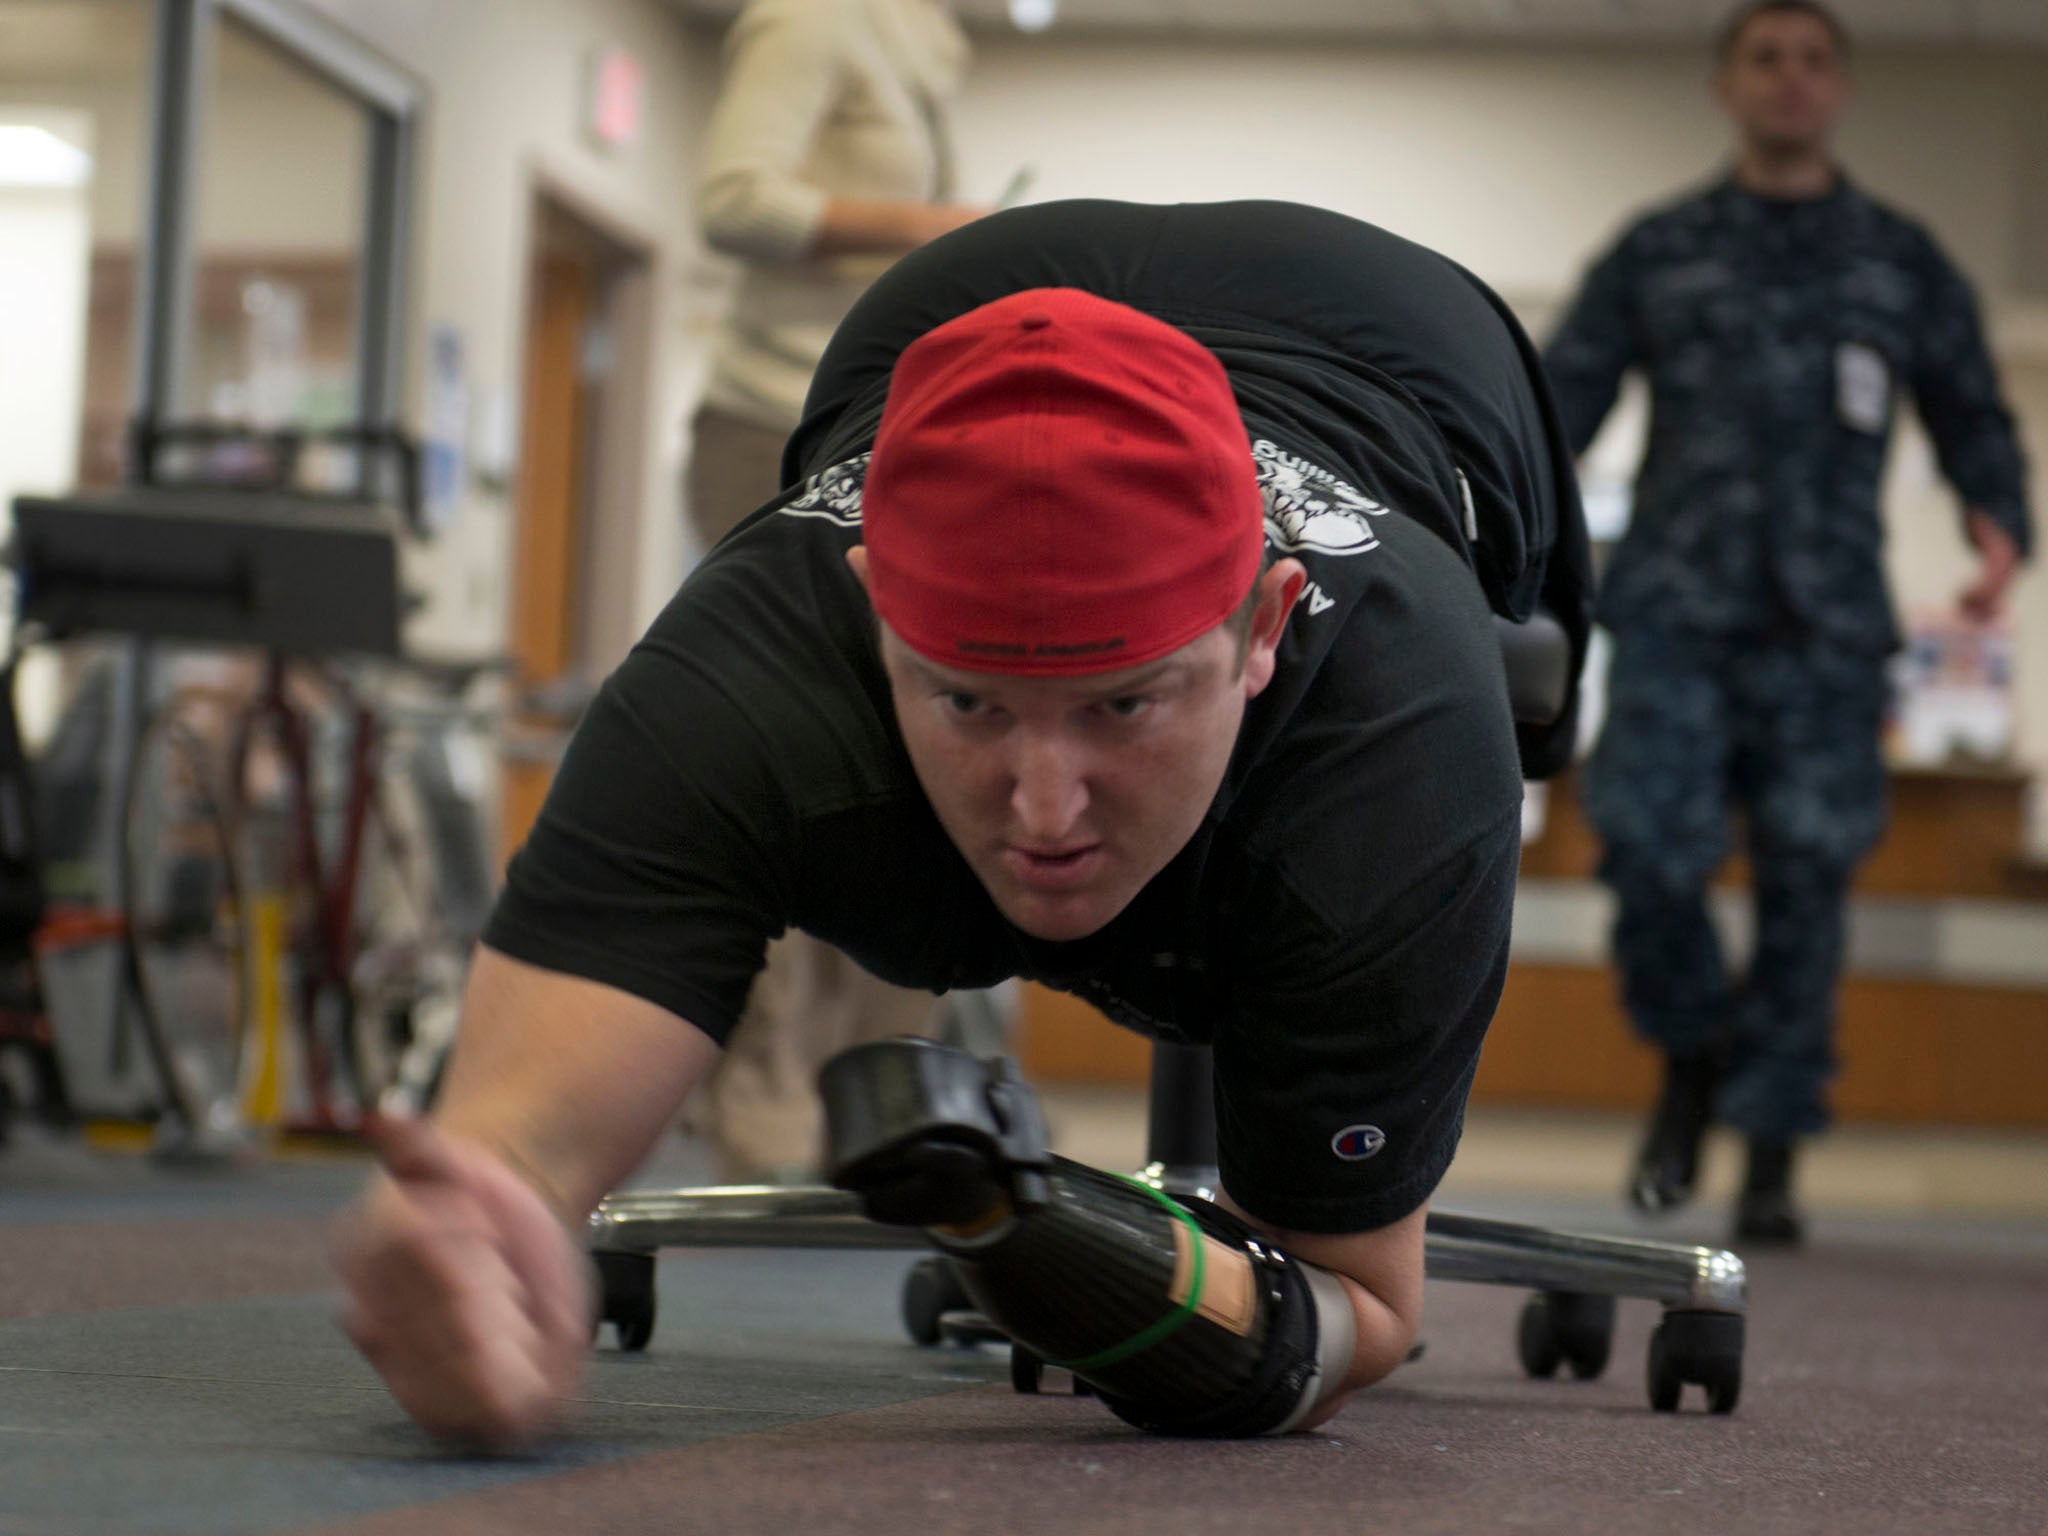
top-left (686, 403), bottom-right (942, 1179)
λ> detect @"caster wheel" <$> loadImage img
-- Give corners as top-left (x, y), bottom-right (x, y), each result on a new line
top-left (1008, 1343), bottom-right (1092, 1397)
top-left (1646, 1310), bottom-right (1743, 1414)
top-left (1646, 1324), bottom-right (1681, 1412)
top-left (1518, 1292), bottom-right (1616, 1381)
top-left (1011, 1342), bottom-right (1044, 1394)
top-left (937, 1308), bottom-right (1010, 1348)
top-left (1517, 1295), bottom-right (1562, 1378)
top-left (592, 1249), bottom-right (657, 1352)
top-left (901, 1256), bottom-right (972, 1346)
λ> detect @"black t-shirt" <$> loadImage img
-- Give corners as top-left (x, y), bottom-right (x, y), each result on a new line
top-left (486, 201), bottom-right (1582, 1234)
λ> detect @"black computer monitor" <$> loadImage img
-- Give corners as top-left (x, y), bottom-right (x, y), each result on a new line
top-left (10, 487), bottom-right (404, 657)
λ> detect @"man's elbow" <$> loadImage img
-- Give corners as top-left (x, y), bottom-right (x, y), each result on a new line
top-left (1336, 1272), bottom-right (1424, 1391)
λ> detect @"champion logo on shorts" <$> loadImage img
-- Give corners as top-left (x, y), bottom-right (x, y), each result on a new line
top-left (1331, 1124), bottom-right (1387, 1161)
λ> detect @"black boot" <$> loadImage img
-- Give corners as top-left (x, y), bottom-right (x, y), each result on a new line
top-left (1626, 1049), bottom-right (1723, 1214)
top-left (1733, 1137), bottom-right (1805, 1247)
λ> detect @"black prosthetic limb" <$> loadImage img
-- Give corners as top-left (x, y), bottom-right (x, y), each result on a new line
top-left (821, 1040), bottom-right (1343, 1437)
top-left (957, 1161), bottom-right (1329, 1436)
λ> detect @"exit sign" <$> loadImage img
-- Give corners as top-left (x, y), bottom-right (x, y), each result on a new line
top-left (586, 47), bottom-right (643, 151)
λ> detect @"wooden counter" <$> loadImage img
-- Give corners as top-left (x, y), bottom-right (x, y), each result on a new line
top-left (1017, 763), bottom-right (2048, 1127)
top-left (1522, 763), bottom-right (2048, 902)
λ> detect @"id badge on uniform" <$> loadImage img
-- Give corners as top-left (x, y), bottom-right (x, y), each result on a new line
top-left (1835, 341), bottom-right (1891, 434)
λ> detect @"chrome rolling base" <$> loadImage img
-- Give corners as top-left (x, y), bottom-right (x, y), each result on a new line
top-left (591, 1184), bottom-right (925, 1251)
top-left (587, 1172), bottom-right (1748, 1415)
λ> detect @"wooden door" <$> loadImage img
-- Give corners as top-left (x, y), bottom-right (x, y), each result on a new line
top-left (499, 244), bottom-right (593, 863)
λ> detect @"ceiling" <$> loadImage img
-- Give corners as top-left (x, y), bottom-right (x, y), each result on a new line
top-left (667, 0), bottom-right (2048, 46)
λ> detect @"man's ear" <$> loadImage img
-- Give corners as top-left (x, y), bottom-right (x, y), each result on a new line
top-left (1258, 559), bottom-right (1308, 639)
top-left (1242, 558), bottom-right (1307, 699)
top-left (845, 544), bottom-right (871, 591)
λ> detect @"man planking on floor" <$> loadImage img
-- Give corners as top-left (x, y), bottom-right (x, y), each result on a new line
top-left (332, 198), bottom-right (1591, 1446)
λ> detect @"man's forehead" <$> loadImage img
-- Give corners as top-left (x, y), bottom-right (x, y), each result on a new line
top-left (885, 626), bottom-right (1210, 693)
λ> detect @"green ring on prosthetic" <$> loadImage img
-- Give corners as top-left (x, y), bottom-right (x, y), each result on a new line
top-left (1045, 1177), bottom-right (1205, 1373)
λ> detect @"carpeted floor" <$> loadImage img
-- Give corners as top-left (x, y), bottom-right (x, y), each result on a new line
top-left (2, 1126), bottom-right (2044, 1536)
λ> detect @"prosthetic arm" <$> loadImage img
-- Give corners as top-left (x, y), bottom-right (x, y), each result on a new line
top-left (821, 1039), bottom-right (1358, 1436)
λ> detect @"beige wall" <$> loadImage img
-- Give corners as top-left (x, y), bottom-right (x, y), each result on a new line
top-left (5, 0), bottom-right (726, 663)
top-left (3, 33), bottom-right (365, 255)
top-left (19, 9), bottom-right (2048, 763)
top-left (0, 140), bottom-right (94, 744)
top-left (297, 0), bottom-right (724, 661)
top-left (951, 35), bottom-right (2048, 766)
top-left (0, 154), bottom-right (92, 513)
top-left (953, 39), bottom-right (2043, 301)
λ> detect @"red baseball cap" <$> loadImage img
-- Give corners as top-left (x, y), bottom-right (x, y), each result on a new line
top-left (861, 288), bottom-right (1265, 676)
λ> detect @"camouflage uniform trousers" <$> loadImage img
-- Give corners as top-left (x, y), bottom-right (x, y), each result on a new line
top-left (1582, 624), bottom-right (1891, 1140)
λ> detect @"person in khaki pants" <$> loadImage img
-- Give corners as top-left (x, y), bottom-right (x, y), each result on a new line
top-left (688, 0), bottom-right (990, 1180)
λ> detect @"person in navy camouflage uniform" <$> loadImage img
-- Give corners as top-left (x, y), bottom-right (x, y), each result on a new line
top-left (1544, 0), bottom-right (2031, 1245)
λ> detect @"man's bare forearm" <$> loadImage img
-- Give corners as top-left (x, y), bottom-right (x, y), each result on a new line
top-left (429, 947), bottom-right (721, 1224)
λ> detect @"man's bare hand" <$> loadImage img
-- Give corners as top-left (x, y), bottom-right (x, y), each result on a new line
top-left (330, 1114), bottom-right (593, 1451)
top-left (1959, 509), bottom-right (2022, 625)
